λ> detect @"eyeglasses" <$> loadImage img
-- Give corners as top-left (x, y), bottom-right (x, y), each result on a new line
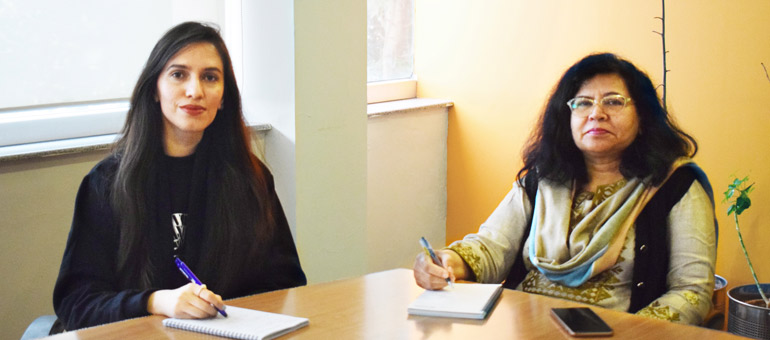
top-left (566, 94), bottom-right (632, 117)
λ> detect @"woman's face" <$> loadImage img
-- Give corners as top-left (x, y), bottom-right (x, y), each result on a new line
top-left (570, 73), bottom-right (639, 162)
top-left (156, 42), bottom-right (224, 146)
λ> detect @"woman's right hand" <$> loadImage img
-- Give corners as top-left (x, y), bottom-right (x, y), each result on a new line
top-left (147, 283), bottom-right (225, 319)
top-left (413, 249), bottom-right (470, 290)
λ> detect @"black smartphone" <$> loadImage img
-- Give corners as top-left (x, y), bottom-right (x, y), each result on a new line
top-left (550, 307), bottom-right (613, 337)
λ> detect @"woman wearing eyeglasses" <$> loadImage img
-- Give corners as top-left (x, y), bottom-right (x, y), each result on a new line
top-left (413, 53), bottom-right (716, 325)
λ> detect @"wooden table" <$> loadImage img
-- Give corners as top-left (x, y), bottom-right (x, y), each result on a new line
top-left (45, 268), bottom-right (746, 339)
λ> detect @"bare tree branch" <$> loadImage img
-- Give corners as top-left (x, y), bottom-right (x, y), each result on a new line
top-left (656, 0), bottom-right (668, 109)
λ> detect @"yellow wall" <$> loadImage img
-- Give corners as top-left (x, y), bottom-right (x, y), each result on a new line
top-left (415, 1), bottom-right (770, 289)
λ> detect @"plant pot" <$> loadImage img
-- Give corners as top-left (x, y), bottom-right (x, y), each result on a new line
top-left (727, 283), bottom-right (770, 339)
top-left (704, 274), bottom-right (728, 330)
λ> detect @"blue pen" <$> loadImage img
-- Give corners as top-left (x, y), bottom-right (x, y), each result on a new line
top-left (419, 237), bottom-right (454, 288)
top-left (174, 257), bottom-right (228, 317)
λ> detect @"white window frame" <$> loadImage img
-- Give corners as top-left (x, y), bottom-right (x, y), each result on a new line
top-left (367, 77), bottom-right (417, 104)
top-left (0, 100), bottom-right (128, 147)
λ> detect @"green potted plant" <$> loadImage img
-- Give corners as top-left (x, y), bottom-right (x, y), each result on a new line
top-left (723, 176), bottom-right (770, 339)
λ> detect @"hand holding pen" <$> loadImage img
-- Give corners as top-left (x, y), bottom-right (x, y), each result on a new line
top-left (175, 257), bottom-right (228, 317)
top-left (418, 237), bottom-right (455, 289)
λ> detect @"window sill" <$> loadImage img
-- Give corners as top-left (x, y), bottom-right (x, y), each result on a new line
top-left (2, 96), bottom-right (455, 163)
top-left (367, 98), bottom-right (453, 118)
top-left (0, 124), bottom-right (273, 163)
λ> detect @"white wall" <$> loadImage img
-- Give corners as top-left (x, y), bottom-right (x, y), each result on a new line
top-left (367, 107), bottom-right (448, 272)
top-left (240, 1), bottom-right (298, 235)
top-left (241, 1), bottom-right (368, 283)
top-left (294, 0), bottom-right (369, 283)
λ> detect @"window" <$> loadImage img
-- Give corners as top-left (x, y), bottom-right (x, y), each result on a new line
top-left (367, 0), bottom-right (415, 103)
top-left (0, 0), bottom-right (234, 148)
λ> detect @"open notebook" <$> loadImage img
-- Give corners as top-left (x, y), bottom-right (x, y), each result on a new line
top-left (162, 306), bottom-right (308, 340)
top-left (408, 283), bottom-right (503, 319)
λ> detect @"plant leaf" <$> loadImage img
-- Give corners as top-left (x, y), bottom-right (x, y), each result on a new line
top-left (725, 176), bottom-right (754, 216)
top-left (746, 184), bottom-right (755, 194)
top-left (735, 194), bottom-right (752, 215)
top-left (724, 188), bottom-right (735, 200)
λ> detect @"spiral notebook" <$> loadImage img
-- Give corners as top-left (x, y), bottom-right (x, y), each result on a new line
top-left (408, 283), bottom-right (503, 319)
top-left (162, 306), bottom-right (309, 340)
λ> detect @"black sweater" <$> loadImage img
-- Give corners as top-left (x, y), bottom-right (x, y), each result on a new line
top-left (53, 154), bottom-right (306, 330)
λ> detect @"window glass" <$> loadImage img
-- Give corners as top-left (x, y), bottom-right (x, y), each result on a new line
top-left (367, 0), bottom-right (414, 83)
top-left (0, 0), bottom-right (227, 147)
top-left (0, 0), bottom-right (180, 109)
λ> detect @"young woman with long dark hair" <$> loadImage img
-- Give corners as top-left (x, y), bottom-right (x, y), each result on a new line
top-left (53, 22), bottom-right (306, 331)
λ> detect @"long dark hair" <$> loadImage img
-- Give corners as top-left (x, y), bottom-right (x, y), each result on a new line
top-left (112, 22), bottom-right (275, 292)
top-left (518, 53), bottom-right (697, 187)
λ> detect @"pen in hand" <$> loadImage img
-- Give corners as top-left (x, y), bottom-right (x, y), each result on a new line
top-left (419, 237), bottom-right (454, 288)
top-left (174, 257), bottom-right (228, 317)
